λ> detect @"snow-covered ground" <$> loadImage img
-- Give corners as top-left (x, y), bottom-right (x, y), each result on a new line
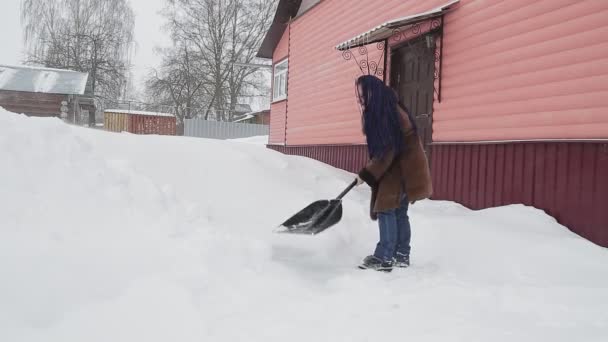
top-left (1, 108), bottom-right (607, 342)
top-left (228, 134), bottom-right (269, 144)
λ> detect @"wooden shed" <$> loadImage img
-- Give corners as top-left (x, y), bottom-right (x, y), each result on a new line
top-left (104, 109), bottom-right (177, 136)
top-left (259, 0), bottom-right (608, 247)
top-left (0, 64), bottom-right (94, 123)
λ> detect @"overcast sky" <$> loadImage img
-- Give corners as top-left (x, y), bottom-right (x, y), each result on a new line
top-left (0, 0), bottom-right (171, 93)
top-left (0, 0), bottom-right (23, 65)
top-left (0, 0), bottom-right (269, 109)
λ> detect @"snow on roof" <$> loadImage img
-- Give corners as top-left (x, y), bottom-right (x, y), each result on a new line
top-left (234, 103), bottom-right (252, 113)
top-left (233, 109), bottom-right (270, 122)
top-left (233, 114), bottom-right (254, 123)
top-left (104, 109), bottom-right (175, 117)
top-left (0, 64), bottom-right (89, 95)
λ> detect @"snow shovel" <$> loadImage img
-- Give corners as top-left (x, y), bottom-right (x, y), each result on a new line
top-left (276, 179), bottom-right (357, 235)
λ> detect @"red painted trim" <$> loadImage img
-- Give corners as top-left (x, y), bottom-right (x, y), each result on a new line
top-left (267, 141), bottom-right (608, 247)
top-left (267, 144), bottom-right (368, 173)
top-left (432, 139), bottom-right (608, 145)
top-left (267, 143), bottom-right (366, 148)
top-left (431, 141), bottom-right (608, 247)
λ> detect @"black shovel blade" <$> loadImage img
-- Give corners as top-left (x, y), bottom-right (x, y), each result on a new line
top-left (276, 199), bottom-right (343, 235)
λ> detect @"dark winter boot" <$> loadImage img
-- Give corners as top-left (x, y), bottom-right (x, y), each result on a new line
top-left (393, 252), bottom-right (410, 268)
top-left (358, 255), bottom-right (393, 272)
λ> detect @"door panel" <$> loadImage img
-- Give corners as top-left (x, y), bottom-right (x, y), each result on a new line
top-left (390, 36), bottom-right (435, 159)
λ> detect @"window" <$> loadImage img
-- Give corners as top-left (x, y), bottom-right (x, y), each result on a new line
top-left (273, 59), bottom-right (288, 101)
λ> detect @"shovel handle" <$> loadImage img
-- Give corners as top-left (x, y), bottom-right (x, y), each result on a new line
top-left (336, 179), bottom-right (358, 200)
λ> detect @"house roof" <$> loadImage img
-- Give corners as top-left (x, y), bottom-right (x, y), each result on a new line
top-left (0, 64), bottom-right (89, 95)
top-left (335, 0), bottom-right (460, 51)
top-left (257, 0), bottom-right (303, 59)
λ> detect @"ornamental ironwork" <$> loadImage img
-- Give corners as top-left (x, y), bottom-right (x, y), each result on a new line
top-left (339, 17), bottom-right (445, 102)
top-left (341, 41), bottom-right (386, 78)
top-left (389, 18), bottom-right (441, 44)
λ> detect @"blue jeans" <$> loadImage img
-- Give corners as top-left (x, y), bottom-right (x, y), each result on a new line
top-left (373, 196), bottom-right (411, 262)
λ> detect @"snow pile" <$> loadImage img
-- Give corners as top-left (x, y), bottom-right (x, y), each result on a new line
top-left (228, 134), bottom-right (269, 144)
top-left (1, 108), bottom-right (607, 342)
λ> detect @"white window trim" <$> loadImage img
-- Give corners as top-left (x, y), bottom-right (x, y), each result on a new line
top-left (273, 59), bottom-right (288, 102)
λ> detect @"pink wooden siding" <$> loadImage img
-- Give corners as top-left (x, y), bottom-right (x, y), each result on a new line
top-left (269, 100), bottom-right (287, 144)
top-left (434, 0), bottom-right (608, 141)
top-left (267, 0), bottom-right (608, 145)
top-left (283, 0), bottom-right (451, 145)
top-left (273, 27), bottom-right (290, 61)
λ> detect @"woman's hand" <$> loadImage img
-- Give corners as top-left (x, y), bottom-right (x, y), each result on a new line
top-left (355, 176), bottom-right (364, 186)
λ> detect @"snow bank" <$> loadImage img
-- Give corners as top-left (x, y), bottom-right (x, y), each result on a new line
top-left (1, 108), bottom-right (607, 342)
top-left (228, 135), bottom-right (269, 144)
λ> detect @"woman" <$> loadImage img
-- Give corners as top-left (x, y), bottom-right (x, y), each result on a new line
top-left (354, 75), bottom-right (433, 272)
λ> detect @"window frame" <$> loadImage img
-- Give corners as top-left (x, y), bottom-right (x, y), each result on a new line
top-left (272, 59), bottom-right (288, 102)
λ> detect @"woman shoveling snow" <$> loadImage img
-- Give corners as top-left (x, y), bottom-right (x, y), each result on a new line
top-left (354, 75), bottom-right (433, 272)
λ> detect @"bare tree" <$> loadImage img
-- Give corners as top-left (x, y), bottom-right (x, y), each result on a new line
top-left (148, 0), bottom-right (275, 121)
top-left (145, 42), bottom-right (209, 124)
top-left (21, 0), bottom-right (135, 102)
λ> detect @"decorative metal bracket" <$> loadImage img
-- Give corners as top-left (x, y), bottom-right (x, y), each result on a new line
top-left (339, 17), bottom-right (445, 102)
top-left (389, 18), bottom-right (441, 44)
top-left (341, 41), bottom-right (386, 79)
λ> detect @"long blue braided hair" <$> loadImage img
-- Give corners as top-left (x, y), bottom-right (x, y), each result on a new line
top-left (356, 75), bottom-right (413, 159)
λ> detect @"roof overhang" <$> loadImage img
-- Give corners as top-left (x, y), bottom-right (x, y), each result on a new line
top-left (335, 0), bottom-right (460, 51)
top-left (256, 0), bottom-right (302, 59)
top-left (296, 0), bottom-right (321, 17)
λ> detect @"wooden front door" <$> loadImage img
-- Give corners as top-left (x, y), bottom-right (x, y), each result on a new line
top-left (390, 35), bottom-right (436, 158)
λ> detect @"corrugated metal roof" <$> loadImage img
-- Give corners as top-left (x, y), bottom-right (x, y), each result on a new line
top-left (0, 64), bottom-right (89, 95)
top-left (335, 0), bottom-right (459, 51)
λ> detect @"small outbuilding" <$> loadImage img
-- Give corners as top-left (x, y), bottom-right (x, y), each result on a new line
top-left (104, 109), bottom-right (177, 136)
top-left (0, 64), bottom-right (94, 123)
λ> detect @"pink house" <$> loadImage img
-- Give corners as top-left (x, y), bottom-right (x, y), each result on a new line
top-left (258, 0), bottom-right (608, 247)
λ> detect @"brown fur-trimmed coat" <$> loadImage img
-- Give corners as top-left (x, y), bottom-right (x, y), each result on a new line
top-left (358, 105), bottom-right (433, 220)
